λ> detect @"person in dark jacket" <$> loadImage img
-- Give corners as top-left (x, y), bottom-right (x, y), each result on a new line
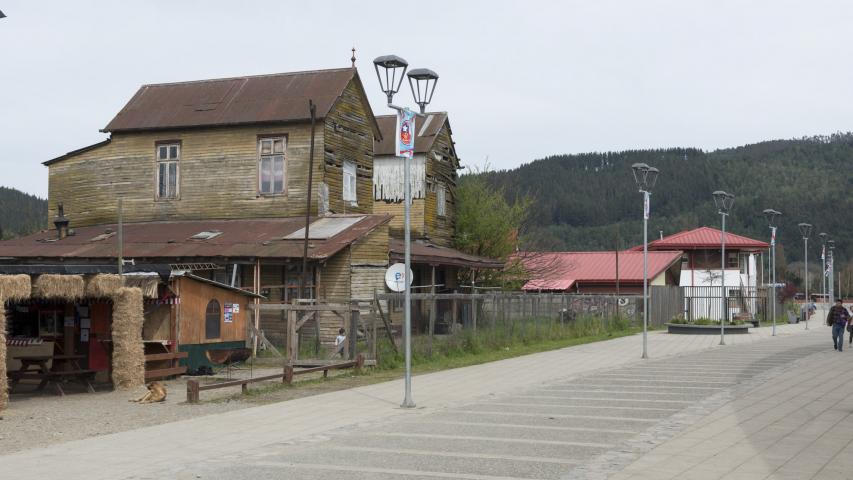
top-left (826, 299), bottom-right (850, 351)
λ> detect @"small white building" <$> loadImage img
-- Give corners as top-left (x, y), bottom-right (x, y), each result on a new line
top-left (635, 227), bottom-right (769, 321)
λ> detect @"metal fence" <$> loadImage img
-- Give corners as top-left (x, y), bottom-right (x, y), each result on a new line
top-left (650, 286), bottom-right (773, 324)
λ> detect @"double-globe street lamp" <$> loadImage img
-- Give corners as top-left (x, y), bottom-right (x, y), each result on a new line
top-left (763, 209), bottom-right (781, 336)
top-left (713, 191), bottom-right (735, 345)
top-left (798, 223), bottom-right (813, 329)
top-left (373, 55), bottom-right (439, 408)
top-left (632, 163), bottom-right (659, 359)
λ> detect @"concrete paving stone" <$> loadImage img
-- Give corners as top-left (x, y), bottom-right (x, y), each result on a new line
top-left (500, 395), bottom-right (693, 409)
top-left (425, 411), bottom-right (644, 431)
top-left (382, 421), bottom-right (629, 444)
top-left (324, 432), bottom-right (607, 460)
top-left (265, 446), bottom-right (574, 479)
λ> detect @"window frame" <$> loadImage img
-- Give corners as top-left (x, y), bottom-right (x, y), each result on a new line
top-left (205, 299), bottom-right (222, 340)
top-left (436, 183), bottom-right (447, 217)
top-left (342, 160), bottom-right (357, 205)
top-left (154, 141), bottom-right (181, 201)
top-left (257, 135), bottom-right (287, 196)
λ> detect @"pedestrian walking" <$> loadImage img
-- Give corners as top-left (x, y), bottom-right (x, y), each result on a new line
top-left (826, 298), bottom-right (850, 351)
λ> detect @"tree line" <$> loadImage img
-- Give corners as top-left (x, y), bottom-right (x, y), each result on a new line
top-left (0, 187), bottom-right (47, 239)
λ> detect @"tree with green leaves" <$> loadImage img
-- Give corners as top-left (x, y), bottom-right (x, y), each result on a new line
top-left (454, 173), bottom-right (531, 286)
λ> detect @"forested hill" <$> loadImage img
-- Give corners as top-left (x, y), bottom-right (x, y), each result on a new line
top-left (475, 133), bottom-right (853, 267)
top-left (0, 187), bottom-right (47, 239)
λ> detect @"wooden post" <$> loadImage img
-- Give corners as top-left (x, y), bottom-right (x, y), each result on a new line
top-left (355, 353), bottom-right (364, 371)
top-left (284, 365), bottom-right (294, 384)
top-left (286, 309), bottom-right (298, 365)
top-left (452, 294), bottom-right (458, 332)
top-left (252, 259), bottom-right (261, 358)
top-left (186, 379), bottom-right (200, 403)
top-left (371, 294), bottom-right (379, 362)
top-left (428, 266), bottom-right (436, 357)
top-left (348, 302), bottom-right (359, 360)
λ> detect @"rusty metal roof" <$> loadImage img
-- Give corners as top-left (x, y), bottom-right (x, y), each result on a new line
top-left (0, 215), bottom-right (390, 262)
top-left (389, 239), bottom-right (503, 269)
top-left (374, 112), bottom-right (448, 156)
top-left (102, 68), bottom-right (374, 133)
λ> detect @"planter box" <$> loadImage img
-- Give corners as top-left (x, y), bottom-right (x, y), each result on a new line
top-left (666, 323), bottom-right (750, 335)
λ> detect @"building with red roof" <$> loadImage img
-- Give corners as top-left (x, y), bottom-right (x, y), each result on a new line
top-left (630, 226), bottom-right (769, 290)
top-left (516, 250), bottom-right (683, 294)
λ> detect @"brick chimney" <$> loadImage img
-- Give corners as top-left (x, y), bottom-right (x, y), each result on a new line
top-left (54, 203), bottom-right (70, 240)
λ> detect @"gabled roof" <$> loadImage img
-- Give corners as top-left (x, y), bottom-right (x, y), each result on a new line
top-left (631, 226), bottom-right (769, 252)
top-left (374, 112), bottom-right (450, 156)
top-left (516, 250), bottom-right (683, 291)
top-left (0, 215), bottom-right (390, 261)
top-left (102, 68), bottom-right (380, 137)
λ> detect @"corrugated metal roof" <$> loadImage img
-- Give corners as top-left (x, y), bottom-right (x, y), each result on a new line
top-left (388, 239), bottom-right (503, 269)
top-left (630, 227), bottom-right (769, 252)
top-left (102, 68), bottom-right (375, 134)
top-left (374, 112), bottom-right (448, 156)
top-left (517, 251), bottom-right (683, 291)
top-left (0, 215), bottom-right (390, 261)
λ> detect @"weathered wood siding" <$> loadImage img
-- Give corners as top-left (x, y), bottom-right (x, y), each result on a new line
top-left (48, 124), bottom-right (326, 227)
top-left (371, 121), bottom-right (458, 246)
top-left (373, 198), bottom-right (426, 238)
top-left (423, 124), bottom-right (458, 246)
top-left (318, 247), bottom-right (352, 344)
top-left (323, 79), bottom-right (375, 215)
top-left (176, 277), bottom-right (248, 345)
top-left (351, 224), bottom-right (389, 266)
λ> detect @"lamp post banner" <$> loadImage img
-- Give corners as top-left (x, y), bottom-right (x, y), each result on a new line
top-left (771, 227), bottom-right (776, 246)
top-left (396, 108), bottom-right (416, 158)
top-left (643, 192), bottom-right (650, 220)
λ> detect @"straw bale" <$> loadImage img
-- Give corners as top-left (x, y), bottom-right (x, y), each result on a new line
top-left (85, 274), bottom-right (124, 298)
top-left (0, 306), bottom-right (7, 410)
top-left (111, 287), bottom-right (145, 389)
top-left (122, 275), bottom-right (160, 299)
top-left (0, 274), bottom-right (32, 301)
top-left (0, 275), bottom-right (30, 410)
top-left (33, 274), bottom-right (84, 300)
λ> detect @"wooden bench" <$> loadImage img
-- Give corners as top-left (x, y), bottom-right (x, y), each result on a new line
top-left (9, 369), bottom-right (97, 396)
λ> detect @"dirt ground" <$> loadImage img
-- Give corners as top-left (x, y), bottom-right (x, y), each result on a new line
top-left (0, 363), bottom-right (387, 455)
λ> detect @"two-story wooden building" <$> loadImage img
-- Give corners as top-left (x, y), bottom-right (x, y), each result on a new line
top-left (372, 112), bottom-right (501, 298)
top-left (0, 67), bottom-right (393, 353)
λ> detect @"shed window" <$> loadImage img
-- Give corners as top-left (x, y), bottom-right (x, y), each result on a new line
top-left (156, 143), bottom-right (180, 199)
top-left (436, 183), bottom-right (446, 217)
top-left (205, 299), bottom-right (221, 339)
top-left (343, 161), bottom-right (357, 204)
top-left (259, 137), bottom-right (285, 195)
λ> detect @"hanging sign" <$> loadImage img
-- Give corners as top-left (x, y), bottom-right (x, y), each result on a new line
top-left (396, 108), bottom-right (416, 158)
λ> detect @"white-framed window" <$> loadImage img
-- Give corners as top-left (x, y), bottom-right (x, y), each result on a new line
top-left (436, 183), bottom-right (446, 217)
top-left (343, 161), bottom-right (357, 204)
top-left (259, 137), bottom-right (285, 195)
top-left (156, 143), bottom-right (180, 199)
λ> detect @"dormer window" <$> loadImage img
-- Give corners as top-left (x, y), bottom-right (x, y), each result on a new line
top-left (259, 137), bottom-right (285, 195)
top-left (156, 142), bottom-right (180, 200)
top-left (343, 161), bottom-right (357, 205)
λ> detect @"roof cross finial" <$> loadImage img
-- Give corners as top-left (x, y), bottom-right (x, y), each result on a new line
top-left (351, 47), bottom-right (356, 68)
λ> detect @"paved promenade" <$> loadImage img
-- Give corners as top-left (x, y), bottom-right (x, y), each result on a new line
top-left (0, 321), bottom-right (840, 480)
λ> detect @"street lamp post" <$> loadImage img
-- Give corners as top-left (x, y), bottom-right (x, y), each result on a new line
top-left (798, 223), bottom-right (813, 329)
top-left (632, 163), bottom-right (659, 359)
top-left (828, 239), bottom-right (836, 302)
top-left (713, 191), bottom-right (735, 345)
top-left (373, 55), bottom-right (439, 409)
top-left (820, 233), bottom-right (828, 306)
top-left (763, 209), bottom-right (781, 336)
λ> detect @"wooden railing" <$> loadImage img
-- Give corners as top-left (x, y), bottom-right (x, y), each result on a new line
top-left (185, 354), bottom-right (364, 403)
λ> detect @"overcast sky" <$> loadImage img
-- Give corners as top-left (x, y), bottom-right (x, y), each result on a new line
top-left (2, 0), bottom-right (852, 197)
